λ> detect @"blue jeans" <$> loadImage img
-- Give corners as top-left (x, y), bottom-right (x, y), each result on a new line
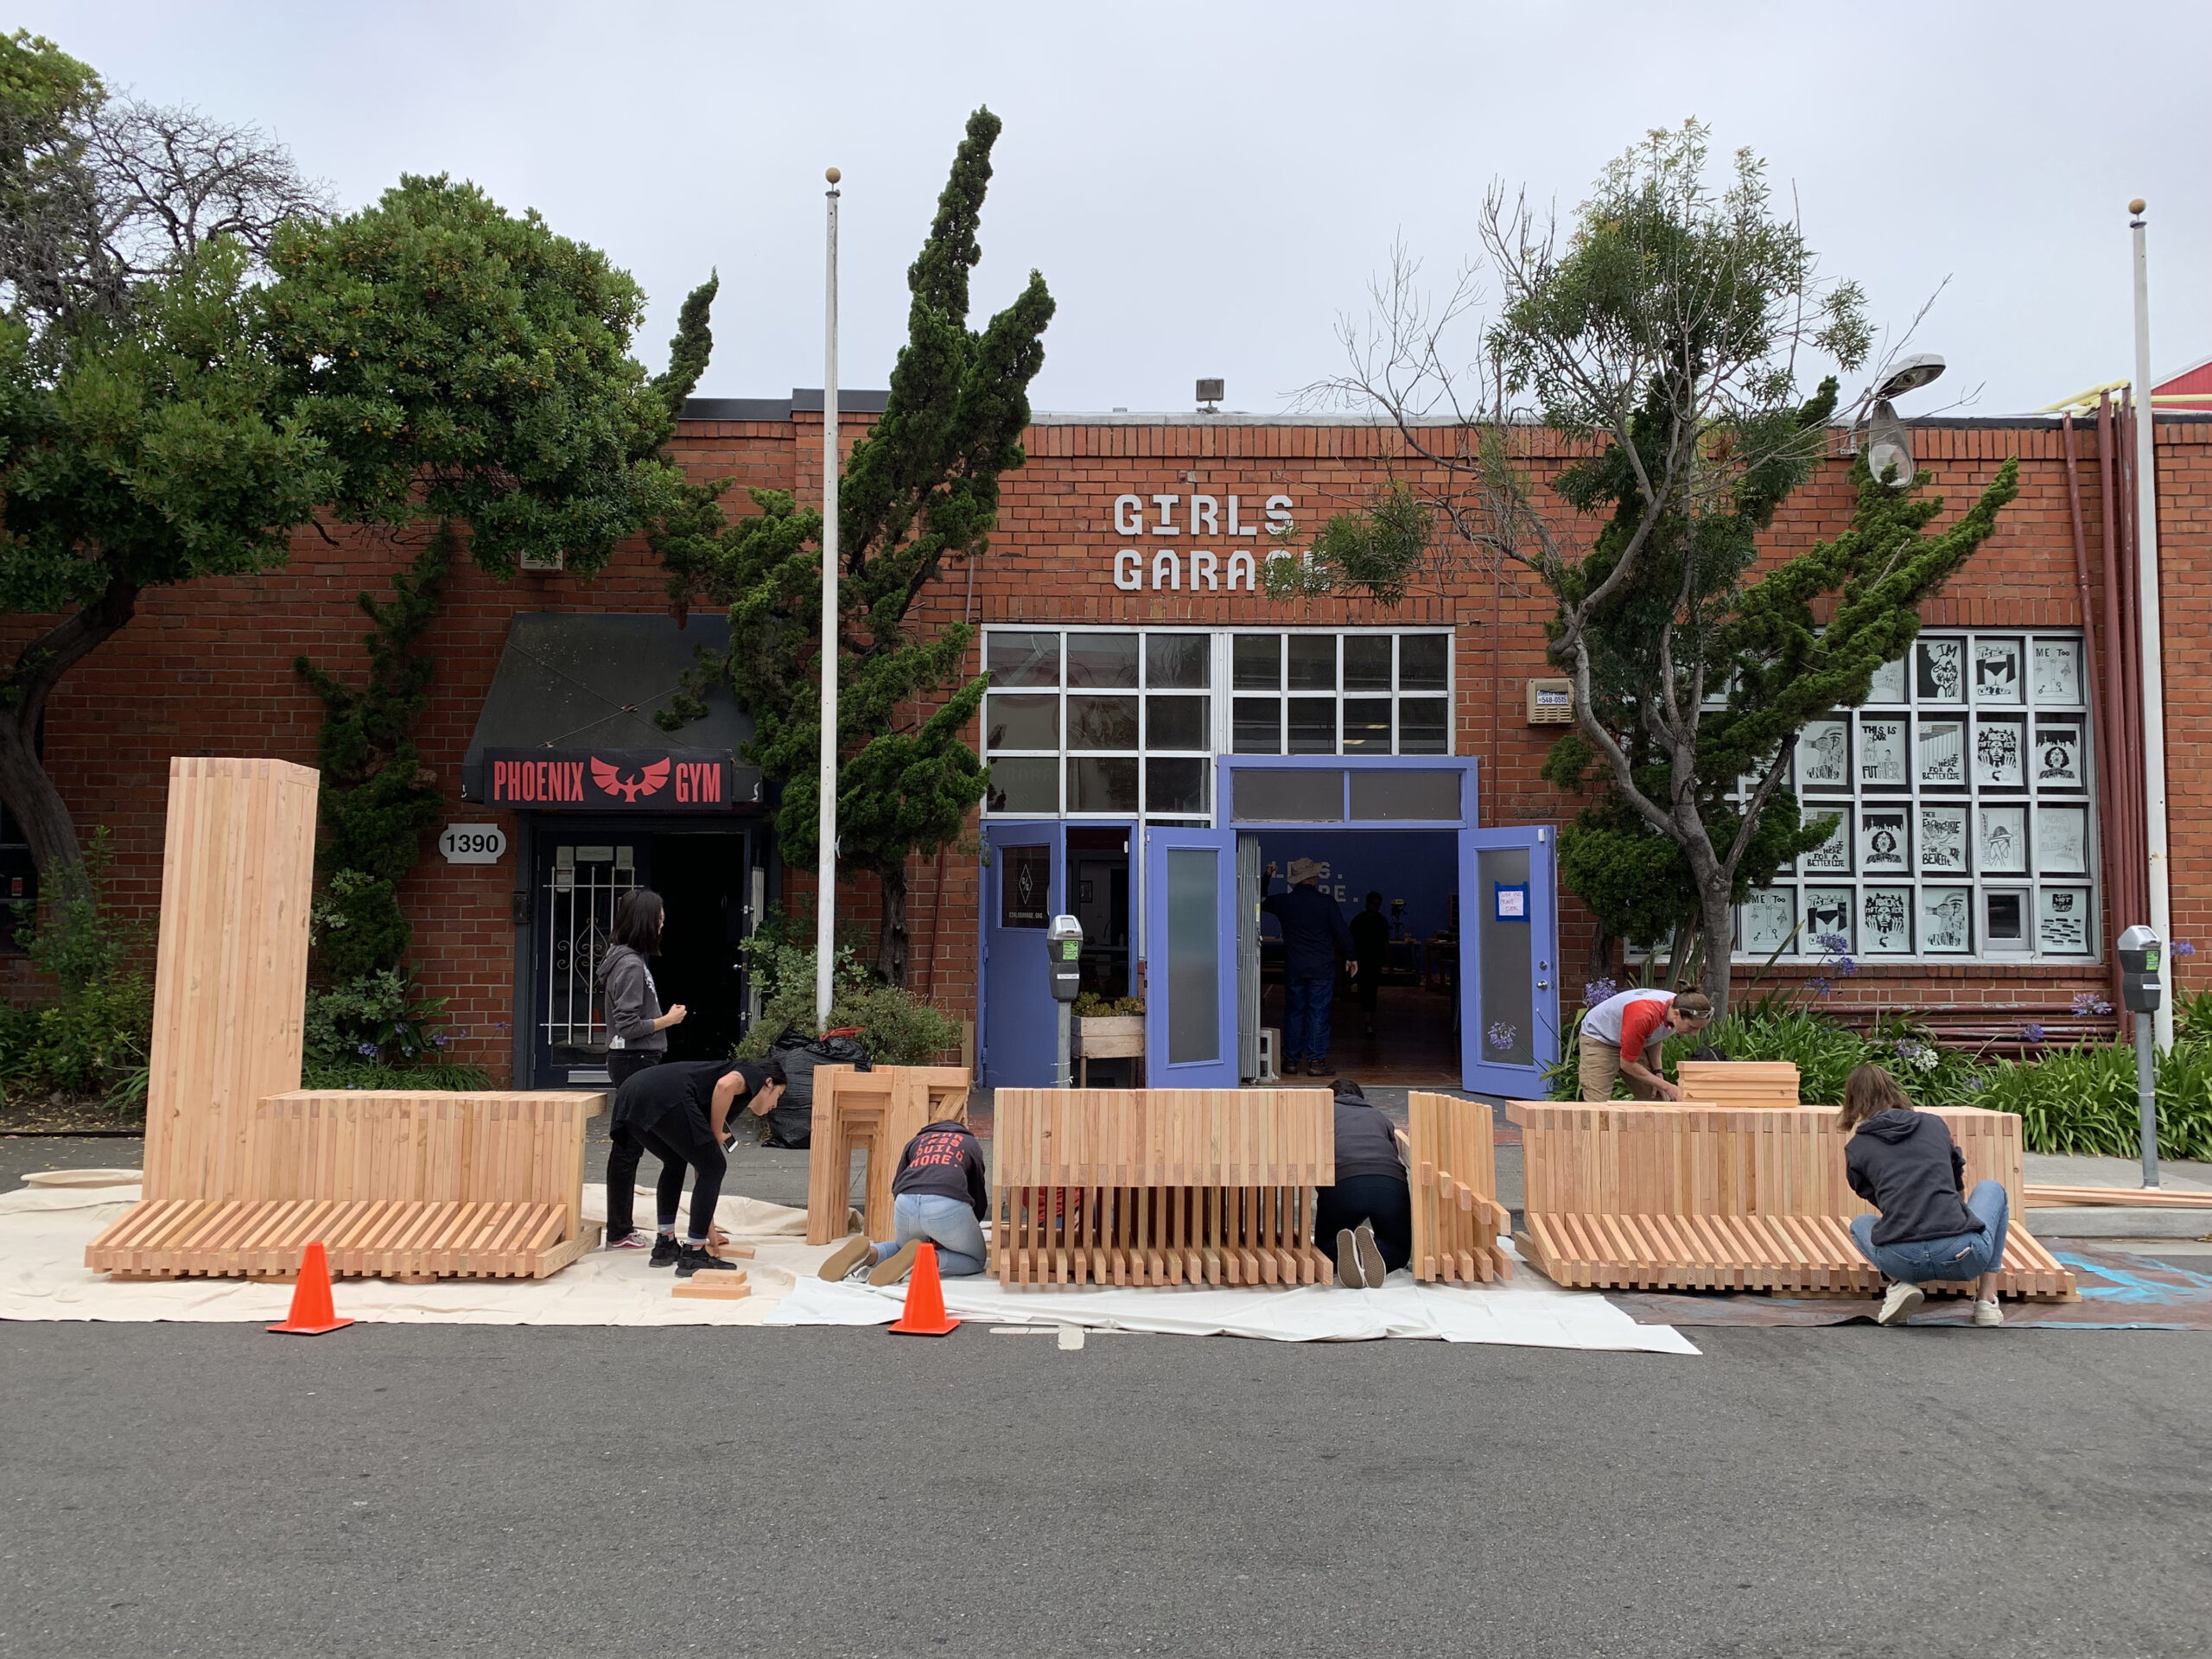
top-left (1850, 1181), bottom-right (2010, 1286)
top-left (1283, 976), bottom-right (1336, 1062)
top-left (873, 1192), bottom-right (988, 1277)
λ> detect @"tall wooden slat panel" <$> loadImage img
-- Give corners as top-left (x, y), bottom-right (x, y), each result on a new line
top-left (142, 757), bottom-right (319, 1202)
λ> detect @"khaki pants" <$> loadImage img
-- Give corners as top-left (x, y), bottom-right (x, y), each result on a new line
top-left (1579, 1038), bottom-right (1662, 1102)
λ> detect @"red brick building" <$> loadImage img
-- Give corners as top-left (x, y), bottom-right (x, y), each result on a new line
top-left (10, 394), bottom-right (2205, 1093)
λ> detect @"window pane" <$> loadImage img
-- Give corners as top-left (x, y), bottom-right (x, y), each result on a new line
top-left (1397, 696), bottom-right (1449, 754)
top-left (1232, 696), bottom-right (1281, 754)
top-left (1342, 697), bottom-right (1392, 752)
top-left (987, 758), bottom-right (1058, 814)
top-left (1146, 632), bottom-right (1210, 689)
top-left (1230, 768), bottom-right (1344, 822)
top-left (1146, 757), bottom-right (1208, 817)
top-left (987, 631), bottom-right (1059, 687)
top-left (1344, 635), bottom-right (1392, 690)
top-left (1166, 847), bottom-right (1220, 1064)
top-left (1287, 696), bottom-right (1337, 753)
top-left (1399, 633), bottom-right (1448, 690)
top-left (1067, 631), bottom-right (1139, 688)
top-left (1066, 694), bottom-right (1139, 750)
top-left (1147, 695), bottom-right (1210, 751)
top-left (1350, 770), bottom-right (1460, 820)
top-left (1066, 756), bottom-right (1139, 813)
top-left (1287, 634), bottom-right (1337, 690)
top-left (985, 693), bottom-right (1057, 752)
top-left (1233, 634), bottom-right (1281, 690)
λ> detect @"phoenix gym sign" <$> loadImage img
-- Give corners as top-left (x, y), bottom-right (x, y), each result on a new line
top-left (1106, 490), bottom-right (1296, 593)
top-left (484, 748), bottom-right (739, 812)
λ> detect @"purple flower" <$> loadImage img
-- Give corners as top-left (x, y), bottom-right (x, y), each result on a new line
top-left (432, 1033), bottom-right (448, 1048)
top-left (2174, 940), bottom-right (2196, 959)
top-left (1805, 976), bottom-right (1832, 996)
top-left (394, 1020), bottom-right (409, 1033)
top-left (1965, 1072), bottom-right (1989, 1092)
top-left (2071, 991), bottom-right (2113, 1017)
top-left (493, 1020), bottom-right (511, 1032)
top-left (2019, 1022), bottom-right (2047, 1046)
top-left (356, 1041), bottom-right (378, 1058)
top-left (1584, 977), bottom-right (1618, 1007)
top-left (1836, 955), bottom-right (1859, 978)
top-left (1487, 1021), bottom-right (1517, 1052)
top-left (1814, 933), bottom-right (1851, 956)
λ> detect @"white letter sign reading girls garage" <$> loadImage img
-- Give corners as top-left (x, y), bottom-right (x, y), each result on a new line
top-left (1109, 491), bottom-right (1295, 593)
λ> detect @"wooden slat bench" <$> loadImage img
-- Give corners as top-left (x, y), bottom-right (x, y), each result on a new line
top-left (1505, 1100), bottom-right (2076, 1301)
top-left (1404, 1091), bottom-right (1512, 1283)
top-left (804, 1065), bottom-right (972, 1245)
top-left (989, 1088), bottom-right (1333, 1289)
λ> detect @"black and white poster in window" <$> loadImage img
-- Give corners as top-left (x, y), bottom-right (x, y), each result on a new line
top-left (2035, 722), bottom-right (2085, 789)
top-left (2037, 887), bottom-right (2090, 954)
top-left (1920, 887), bottom-right (1972, 954)
top-left (1974, 718), bottom-right (2024, 788)
top-left (1974, 639), bottom-right (2023, 703)
top-left (1859, 719), bottom-right (1907, 785)
top-left (1802, 887), bottom-right (1853, 951)
top-left (1917, 721), bottom-right (1967, 786)
top-left (1861, 888), bottom-right (1913, 954)
top-left (1919, 805), bottom-right (1968, 873)
top-left (1859, 808), bottom-right (1907, 873)
top-left (1797, 720), bottom-right (1849, 789)
top-left (2032, 639), bottom-right (2082, 704)
top-left (2037, 804), bottom-right (2089, 874)
top-left (1801, 812), bottom-right (1852, 874)
top-left (1980, 804), bottom-right (2027, 874)
top-left (1742, 888), bottom-right (1795, 956)
top-left (1916, 638), bottom-right (1965, 702)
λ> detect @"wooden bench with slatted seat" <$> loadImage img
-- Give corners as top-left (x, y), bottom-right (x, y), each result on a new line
top-left (989, 1088), bottom-right (1334, 1288)
top-left (804, 1065), bottom-right (973, 1245)
top-left (1402, 1090), bottom-right (1513, 1284)
top-left (83, 758), bottom-right (606, 1284)
top-left (1673, 1060), bottom-right (1801, 1107)
top-left (1504, 1100), bottom-right (2076, 1301)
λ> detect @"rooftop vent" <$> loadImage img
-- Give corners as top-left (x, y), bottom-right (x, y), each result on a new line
top-left (1196, 378), bottom-right (1224, 413)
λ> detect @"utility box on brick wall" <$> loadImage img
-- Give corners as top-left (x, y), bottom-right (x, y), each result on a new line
top-left (1526, 678), bottom-right (1573, 724)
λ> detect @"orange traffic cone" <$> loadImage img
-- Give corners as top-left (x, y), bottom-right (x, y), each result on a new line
top-left (268, 1240), bottom-right (353, 1336)
top-left (887, 1242), bottom-right (959, 1337)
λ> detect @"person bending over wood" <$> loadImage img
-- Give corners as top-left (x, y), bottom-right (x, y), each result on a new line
top-left (1579, 987), bottom-right (1713, 1101)
top-left (1839, 1064), bottom-right (2007, 1328)
top-left (818, 1103), bottom-right (989, 1287)
top-left (606, 1058), bottom-right (784, 1276)
top-left (1314, 1079), bottom-right (1411, 1288)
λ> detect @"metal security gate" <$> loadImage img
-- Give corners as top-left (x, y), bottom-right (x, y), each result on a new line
top-left (535, 836), bottom-right (646, 1084)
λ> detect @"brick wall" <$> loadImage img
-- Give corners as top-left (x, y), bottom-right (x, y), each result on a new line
top-left (7, 409), bottom-right (2202, 1081)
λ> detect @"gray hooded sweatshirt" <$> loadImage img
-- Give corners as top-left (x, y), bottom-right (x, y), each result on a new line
top-left (597, 944), bottom-right (665, 1052)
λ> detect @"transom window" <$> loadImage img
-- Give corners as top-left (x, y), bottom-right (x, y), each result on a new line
top-left (982, 628), bottom-right (1453, 820)
top-left (1733, 631), bottom-right (2097, 963)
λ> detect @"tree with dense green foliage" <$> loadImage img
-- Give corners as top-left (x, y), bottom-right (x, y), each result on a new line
top-left (1300, 122), bottom-right (2017, 1014)
top-left (659, 108), bottom-right (1053, 985)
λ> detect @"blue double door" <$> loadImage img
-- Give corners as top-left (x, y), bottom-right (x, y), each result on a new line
top-left (982, 818), bottom-right (1559, 1096)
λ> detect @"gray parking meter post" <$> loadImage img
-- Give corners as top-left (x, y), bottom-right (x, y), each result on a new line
top-left (1047, 914), bottom-right (1084, 1090)
top-left (2119, 925), bottom-right (2164, 1187)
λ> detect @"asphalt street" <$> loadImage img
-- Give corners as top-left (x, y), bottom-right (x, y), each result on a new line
top-left (3, 1318), bottom-right (2208, 1658)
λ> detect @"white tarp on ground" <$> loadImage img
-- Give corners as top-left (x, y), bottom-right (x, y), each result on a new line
top-left (0, 1178), bottom-right (1696, 1352)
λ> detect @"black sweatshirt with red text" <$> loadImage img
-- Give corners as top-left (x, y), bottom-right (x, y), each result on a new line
top-left (891, 1120), bottom-right (990, 1219)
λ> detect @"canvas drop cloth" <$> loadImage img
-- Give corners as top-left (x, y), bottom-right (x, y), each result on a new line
top-left (0, 1176), bottom-right (1695, 1351)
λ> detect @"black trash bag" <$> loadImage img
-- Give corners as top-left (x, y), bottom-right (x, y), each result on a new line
top-left (762, 1026), bottom-right (871, 1148)
top-left (1687, 1044), bottom-right (1728, 1062)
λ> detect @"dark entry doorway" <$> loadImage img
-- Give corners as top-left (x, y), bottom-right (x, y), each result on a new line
top-left (649, 831), bottom-right (753, 1064)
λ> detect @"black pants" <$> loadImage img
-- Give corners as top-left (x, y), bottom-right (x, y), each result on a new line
top-left (1355, 963), bottom-right (1383, 1014)
top-left (607, 1050), bottom-right (664, 1089)
top-left (1313, 1173), bottom-right (1413, 1273)
top-left (606, 1103), bottom-right (725, 1242)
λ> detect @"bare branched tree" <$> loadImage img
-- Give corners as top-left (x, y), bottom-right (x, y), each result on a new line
top-left (85, 97), bottom-right (332, 276)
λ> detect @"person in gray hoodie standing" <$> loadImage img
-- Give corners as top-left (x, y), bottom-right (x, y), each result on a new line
top-left (600, 887), bottom-right (690, 1250)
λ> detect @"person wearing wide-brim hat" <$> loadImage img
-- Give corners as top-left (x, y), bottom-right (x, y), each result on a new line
top-left (1262, 856), bottom-right (1357, 1077)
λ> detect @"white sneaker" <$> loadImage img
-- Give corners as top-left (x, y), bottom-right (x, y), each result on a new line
top-left (1973, 1299), bottom-right (2005, 1327)
top-left (1878, 1283), bottom-right (1925, 1326)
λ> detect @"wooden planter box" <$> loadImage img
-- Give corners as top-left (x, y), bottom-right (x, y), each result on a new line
top-left (1074, 1014), bottom-right (1144, 1086)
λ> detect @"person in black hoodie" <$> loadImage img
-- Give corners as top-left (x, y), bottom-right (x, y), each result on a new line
top-left (605, 1057), bottom-right (784, 1274)
top-left (1840, 1064), bottom-right (2008, 1327)
top-left (1313, 1079), bottom-right (1411, 1288)
top-left (817, 1100), bottom-right (989, 1287)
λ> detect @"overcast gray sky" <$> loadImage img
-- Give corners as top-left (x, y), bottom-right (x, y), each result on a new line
top-left (26, 2), bottom-right (2211, 416)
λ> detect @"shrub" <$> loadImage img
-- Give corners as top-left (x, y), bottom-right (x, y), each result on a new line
top-left (7, 829), bottom-right (155, 1112)
top-left (735, 935), bottom-right (963, 1067)
top-left (302, 967), bottom-right (484, 1084)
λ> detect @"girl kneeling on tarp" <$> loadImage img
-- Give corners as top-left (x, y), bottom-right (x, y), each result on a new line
top-left (1839, 1064), bottom-right (2007, 1329)
top-left (818, 1102), bottom-right (989, 1287)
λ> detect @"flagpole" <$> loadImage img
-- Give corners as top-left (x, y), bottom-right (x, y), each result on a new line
top-left (816, 167), bottom-right (842, 1028)
top-left (2129, 197), bottom-right (2172, 1052)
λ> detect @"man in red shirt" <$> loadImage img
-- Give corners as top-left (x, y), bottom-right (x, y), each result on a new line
top-left (1579, 988), bottom-right (1713, 1101)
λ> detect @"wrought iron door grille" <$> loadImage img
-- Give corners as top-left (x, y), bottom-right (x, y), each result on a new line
top-left (543, 843), bottom-right (637, 1058)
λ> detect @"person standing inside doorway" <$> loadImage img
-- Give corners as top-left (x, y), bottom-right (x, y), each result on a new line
top-left (1578, 986), bottom-right (1713, 1101)
top-left (599, 887), bottom-right (688, 1090)
top-left (1263, 859), bottom-right (1357, 1077)
top-left (1349, 891), bottom-right (1390, 1039)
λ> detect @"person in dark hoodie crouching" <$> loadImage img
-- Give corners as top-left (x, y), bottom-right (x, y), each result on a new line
top-left (1313, 1079), bottom-right (1412, 1288)
top-left (817, 1101), bottom-right (989, 1287)
top-left (1840, 1064), bottom-right (2007, 1328)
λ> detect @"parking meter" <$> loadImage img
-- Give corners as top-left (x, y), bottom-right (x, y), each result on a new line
top-left (1047, 915), bottom-right (1084, 1089)
top-left (2119, 925), bottom-right (2163, 1187)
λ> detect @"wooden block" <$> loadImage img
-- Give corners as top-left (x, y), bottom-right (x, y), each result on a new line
top-left (671, 1274), bottom-right (753, 1300)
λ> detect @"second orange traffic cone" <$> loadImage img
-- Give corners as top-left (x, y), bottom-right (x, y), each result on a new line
top-left (267, 1240), bottom-right (353, 1336)
top-left (888, 1242), bottom-right (959, 1337)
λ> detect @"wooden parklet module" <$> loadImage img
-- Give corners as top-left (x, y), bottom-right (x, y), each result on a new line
top-left (804, 1065), bottom-right (972, 1246)
top-left (1674, 1060), bottom-right (1802, 1108)
top-left (1404, 1091), bottom-right (1512, 1284)
top-left (141, 757), bottom-right (320, 1201)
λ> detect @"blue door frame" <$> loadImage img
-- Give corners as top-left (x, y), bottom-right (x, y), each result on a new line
top-left (1142, 826), bottom-right (1239, 1088)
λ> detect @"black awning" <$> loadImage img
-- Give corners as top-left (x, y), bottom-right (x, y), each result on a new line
top-left (461, 613), bottom-right (763, 809)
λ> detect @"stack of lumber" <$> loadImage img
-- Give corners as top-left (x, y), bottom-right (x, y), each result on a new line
top-left (1506, 1101), bottom-right (2076, 1300)
top-left (990, 1088), bottom-right (1333, 1288)
top-left (1673, 1060), bottom-right (1800, 1108)
top-left (2024, 1185), bottom-right (2212, 1209)
top-left (804, 1065), bottom-right (972, 1245)
top-left (1403, 1090), bottom-right (1512, 1283)
top-left (85, 757), bottom-right (605, 1284)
